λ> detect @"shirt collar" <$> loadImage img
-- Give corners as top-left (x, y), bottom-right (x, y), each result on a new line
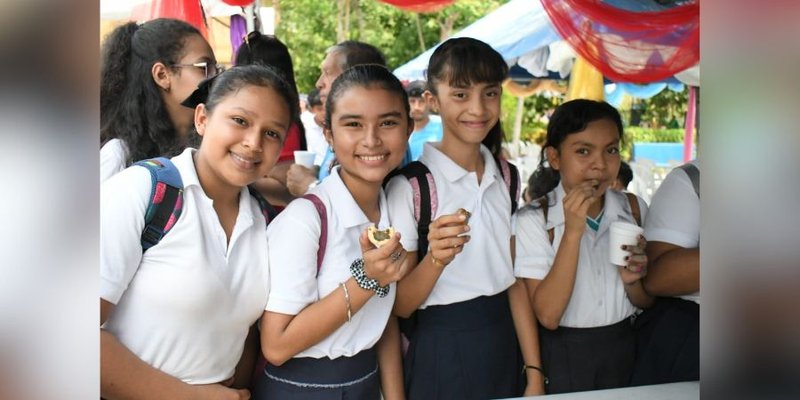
top-left (543, 184), bottom-right (638, 236)
top-left (420, 143), bottom-right (499, 184)
top-left (172, 148), bottom-right (202, 189)
top-left (322, 166), bottom-right (390, 229)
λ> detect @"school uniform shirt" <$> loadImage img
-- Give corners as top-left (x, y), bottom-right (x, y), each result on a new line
top-left (644, 160), bottom-right (700, 304)
top-left (266, 166), bottom-right (396, 359)
top-left (514, 183), bottom-right (649, 328)
top-left (100, 148), bottom-right (270, 384)
top-left (385, 142), bottom-right (518, 309)
top-left (100, 138), bottom-right (128, 182)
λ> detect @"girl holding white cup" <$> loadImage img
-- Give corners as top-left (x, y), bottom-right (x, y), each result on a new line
top-left (515, 99), bottom-right (652, 394)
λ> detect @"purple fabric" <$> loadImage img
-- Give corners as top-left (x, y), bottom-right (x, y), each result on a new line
top-left (229, 14), bottom-right (247, 65)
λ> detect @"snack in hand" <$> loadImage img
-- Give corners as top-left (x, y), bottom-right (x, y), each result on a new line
top-left (368, 226), bottom-right (396, 248)
top-left (457, 208), bottom-right (471, 223)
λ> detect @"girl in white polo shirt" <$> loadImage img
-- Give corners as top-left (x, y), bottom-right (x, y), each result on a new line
top-left (385, 37), bottom-right (544, 399)
top-left (101, 65), bottom-right (296, 399)
top-left (255, 64), bottom-right (412, 400)
top-left (515, 99), bottom-right (653, 393)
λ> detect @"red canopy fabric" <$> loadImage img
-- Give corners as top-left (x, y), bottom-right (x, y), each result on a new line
top-left (541, 0), bottom-right (699, 83)
top-left (134, 0), bottom-right (209, 38)
top-left (377, 0), bottom-right (454, 13)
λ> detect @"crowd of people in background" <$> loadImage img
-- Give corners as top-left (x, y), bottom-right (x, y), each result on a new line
top-left (100, 18), bottom-right (699, 400)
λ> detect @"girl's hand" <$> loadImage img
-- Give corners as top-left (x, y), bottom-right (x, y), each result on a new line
top-left (427, 211), bottom-right (471, 268)
top-left (562, 180), bottom-right (600, 235)
top-left (192, 383), bottom-right (250, 400)
top-left (359, 230), bottom-right (410, 287)
top-left (618, 234), bottom-right (648, 285)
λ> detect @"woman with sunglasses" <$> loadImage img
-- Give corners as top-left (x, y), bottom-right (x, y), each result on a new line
top-left (234, 31), bottom-right (308, 209)
top-left (100, 18), bottom-right (221, 182)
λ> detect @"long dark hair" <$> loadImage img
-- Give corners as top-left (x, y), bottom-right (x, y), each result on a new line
top-left (235, 32), bottom-right (306, 150)
top-left (527, 99), bottom-right (624, 201)
top-left (100, 18), bottom-right (202, 164)
top-left (426, 37), bottom-right (508, 157)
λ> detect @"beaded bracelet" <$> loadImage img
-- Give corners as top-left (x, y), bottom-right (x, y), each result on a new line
top-left (349, 258), bottom-right (390, 298)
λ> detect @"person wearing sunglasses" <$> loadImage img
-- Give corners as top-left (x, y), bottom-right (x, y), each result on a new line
top-left (100, 18), bottom-right (219, 182)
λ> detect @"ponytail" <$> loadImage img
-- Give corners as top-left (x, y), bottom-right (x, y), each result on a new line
top-left (100, 22), bottom-right (138, 145)
top-left (527, 149), bottom-right (560, 201)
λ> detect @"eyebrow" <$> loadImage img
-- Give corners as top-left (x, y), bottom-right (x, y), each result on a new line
top-left (569, 139), bottom-right (619, 148)
top-left (338, 111), bottom-right (403, 120)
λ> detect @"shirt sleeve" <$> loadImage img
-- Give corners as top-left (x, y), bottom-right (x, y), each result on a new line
top-left (99, 139), bottom-right (127, 182)
top-left (385, 175), bottom-right (419, 252)
top-left (266, 199), bottom-right (324, 314)
top-left (513, 206), bottom-right (555, 280)
top-left (100, 166), bottom-right (151, 304)
top-left (644, 168), bottom-right (700, 248)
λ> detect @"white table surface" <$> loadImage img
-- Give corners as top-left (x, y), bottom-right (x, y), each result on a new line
top-left (499, 381), bottom-right (699, 400)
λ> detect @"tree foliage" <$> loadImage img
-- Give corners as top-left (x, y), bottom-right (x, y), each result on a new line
top-left (273, 0), bottom-right (507, 93)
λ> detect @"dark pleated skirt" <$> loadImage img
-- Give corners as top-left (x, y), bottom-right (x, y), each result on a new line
top-left (403, 290), bottom-right (523, 400)
top-left (252, 347), bottom-right (379, 400)
top-left (538, 316), bottom-right (636, 394)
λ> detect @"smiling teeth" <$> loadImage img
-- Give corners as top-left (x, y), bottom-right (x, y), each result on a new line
top-left (232, 153), bottom-right (260, 164)
top-left (360, 155), bottom-right (386, 161)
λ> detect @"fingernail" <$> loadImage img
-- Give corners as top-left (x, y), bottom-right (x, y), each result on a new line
top-left (464, 226), bottom-right (470, 232)
top-left (459, 214), bottom-right (466, 220)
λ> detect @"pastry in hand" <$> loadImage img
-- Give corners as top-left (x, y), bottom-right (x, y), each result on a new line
top-left (457, 208), bottom-right (471, 223)
top-left (368, 226), bottom-right (396, 248)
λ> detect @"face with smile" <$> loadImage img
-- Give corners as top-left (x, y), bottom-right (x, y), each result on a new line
top-left (194, 84), bottom-right (291, 194)
top-left (546, 118), bottom-right (622, 196)
top-left (325, 85), bottom-right (411, 188)
top-left (429, 79), bottom-right (501, 146)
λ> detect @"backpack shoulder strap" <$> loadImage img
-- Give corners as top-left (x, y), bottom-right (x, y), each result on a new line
top-left (133, 157), bottom-right (184, 251)
top-left (301, 194), bottom-right (327, 275)
top-left (494, 156), bottom-right (520, 214)
top-left (536, 196), bottom-right (554, 245)
top-left (247, 185), bottom-right (279, 226)
top-left (397, 161), bottom-right (435, 263)
top-left (624, 192), bottom-right (642, 227)
top-left (677, 163), bottom-right (700, 198)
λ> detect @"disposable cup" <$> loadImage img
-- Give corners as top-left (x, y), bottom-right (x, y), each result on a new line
top-left (293, 150), bottom-right (316, 168)
top-left (609, 221), bottom-right (644, 266)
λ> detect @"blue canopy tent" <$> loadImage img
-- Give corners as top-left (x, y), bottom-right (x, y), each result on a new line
top-left (393, 0), bottom-right (697, 159)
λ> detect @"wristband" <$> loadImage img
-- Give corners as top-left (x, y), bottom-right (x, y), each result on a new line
top-left (349, 258), bottom-right (390, 298)
top-left (522, 365), bottom-right (549, 385)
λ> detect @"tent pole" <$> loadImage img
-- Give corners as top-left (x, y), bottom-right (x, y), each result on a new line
top-left (512, 96), bottom-right (524, 158)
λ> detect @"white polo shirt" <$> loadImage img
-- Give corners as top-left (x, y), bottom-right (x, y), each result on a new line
top-left (266, 166), bottom-right (396, 359)
top-left (385, 143), bottom-right (517, 309)
top-left (514, 183), bottom-right (648, 328)
top-left (100, 148), bottom-right (270, 384)
top-left (644, 161), bottom-right (700, 304)
top-left (100, 138), bottom-right (128, 182)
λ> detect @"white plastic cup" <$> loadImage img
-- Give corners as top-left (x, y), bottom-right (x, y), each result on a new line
top-left (293, 150), bottom-right (316, 168)
top-left (609, 221), bottom-right (644, 266)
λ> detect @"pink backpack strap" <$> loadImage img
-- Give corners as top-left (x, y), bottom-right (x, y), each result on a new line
top-left (301, 194), bottom-right (327, 275)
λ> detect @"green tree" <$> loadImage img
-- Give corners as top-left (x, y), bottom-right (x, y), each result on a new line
top-left (273, 0), bottom-right (508, 93)
top-left (638, 86), bottom-right (688, 128)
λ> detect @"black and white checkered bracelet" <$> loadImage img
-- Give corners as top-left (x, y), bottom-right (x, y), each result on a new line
top-left (350, 258), bottom-right (390, 298)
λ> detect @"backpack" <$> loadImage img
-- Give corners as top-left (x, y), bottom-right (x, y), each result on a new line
top-left (134, 157), bottom-right (278, 251)
top-left (393, 156), bottom-right (521, 264)
top-left (536, 190), bottom-right (642, 245)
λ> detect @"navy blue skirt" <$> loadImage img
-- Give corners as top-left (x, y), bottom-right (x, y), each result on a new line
top-left (403, 291), bottom-right (523, 400)
top-left (252, 347), bottom-right (379, 400)
top-left (538, 316), bottom-right (635, 394)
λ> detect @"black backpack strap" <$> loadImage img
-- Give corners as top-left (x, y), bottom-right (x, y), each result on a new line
top-left (301, 194), bottom-right (328, 276)
top-left (677, 163), bottom-right (700, 198)
top-left (624, 192), bottom-right (642, 227)
top-left (536, 196), bottom-right (554, 245)
top-left (247, 185), bottom-right (279, 226)
top-left (494, 156), bottom-right (520, 214)
top-left (397, 161), bottom-right (435, 263)
top-left (134, 157), bottom-right (184, 251)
